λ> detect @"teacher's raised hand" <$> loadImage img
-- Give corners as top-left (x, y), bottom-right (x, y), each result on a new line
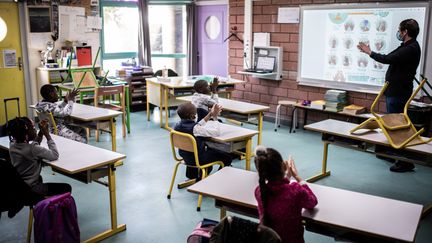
top-left (357, 42), bottom-right (372, 55)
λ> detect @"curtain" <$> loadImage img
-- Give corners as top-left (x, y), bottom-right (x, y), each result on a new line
top-left (187, 3), bottom-right (198, 75)
top-left (138, 0), bottom-right (152, 67)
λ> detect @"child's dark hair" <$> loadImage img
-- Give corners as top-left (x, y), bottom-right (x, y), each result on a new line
top-left (177, 102), bottom-right (196, 120)
top-left (40, 84), bottom-right (56, 100)
top-left (193, 80), bottom-right (208, 93)
top-left (8, 117), bottom-right (34, 143)
top-left (254, 145), bottom-right (285, 226)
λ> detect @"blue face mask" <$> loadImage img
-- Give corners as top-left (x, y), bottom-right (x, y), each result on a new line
top-left (396, 30), bottom-right (404, 41)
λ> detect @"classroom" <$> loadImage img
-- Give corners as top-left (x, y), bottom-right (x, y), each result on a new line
top-left (1, 0), bottom-right (432, 242)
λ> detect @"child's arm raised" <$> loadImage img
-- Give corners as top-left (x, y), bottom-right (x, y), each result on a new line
top-left (289, 157), bottom-right (318, 209)
top-left (33, 121), bottom-right (59, 161)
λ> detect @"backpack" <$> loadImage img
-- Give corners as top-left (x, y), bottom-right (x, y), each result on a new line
top-left (187, 218), bottom-right (219, 243)
top-left (33, 192), bottom-right (80, 243)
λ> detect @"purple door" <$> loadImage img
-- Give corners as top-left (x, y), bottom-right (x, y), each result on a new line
top-left (197, 5), bottom-right (228, 76)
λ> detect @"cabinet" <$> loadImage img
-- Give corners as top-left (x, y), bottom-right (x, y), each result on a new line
top-left (125, 67), bottom-right (153, 110)
top-left (36, 66), bottom-right (101, 100)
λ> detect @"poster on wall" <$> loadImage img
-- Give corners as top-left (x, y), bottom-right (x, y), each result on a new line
top-left (29, 7), bottom-right (51, 33)
top-left (3, 49), bottom-right (17, 68)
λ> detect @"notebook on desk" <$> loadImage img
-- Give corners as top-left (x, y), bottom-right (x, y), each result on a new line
top-left (244, 56), bottom-right (276, 73)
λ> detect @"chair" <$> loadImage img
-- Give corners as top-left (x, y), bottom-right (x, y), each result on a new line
top-left (35, 110), bottom-right (58, 135)
top-left (274, 100), bottom-right (297, 132)
top-left (350, 76), bottom-right (432, 149)
top-left (94, 85), bottom-right (127, 140)
top-left (0, 159), bottom-right (43, 243)
top-left (167, 130), bottom-right (224, 211)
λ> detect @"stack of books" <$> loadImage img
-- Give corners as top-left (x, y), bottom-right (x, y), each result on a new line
top-left (324, 90), bottom-right (347, 112)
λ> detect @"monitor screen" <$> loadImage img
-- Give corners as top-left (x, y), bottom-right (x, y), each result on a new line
top-left (256, 56), bottom-right (275, 71)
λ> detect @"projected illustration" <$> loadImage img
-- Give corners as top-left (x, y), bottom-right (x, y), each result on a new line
top-left (329, 37), bottom-right (338, 49)
top-left (374, 39), bottom-right (386, 52)
top-left (343, 37), bottom-right (353, 49)
top-left (357, 56), bottom-right (369, 68)
top-left (333, 70), bottom-right (346, 82)
top-left (360, 19), bottom-right (370, 32)
top-left (375, 19), bottom-right (387, 32)
top-left (328, 55), bottom-right (337, 65)
top-left (328, 12), bottom-right (348, 24)
top-left (344, 19), bottom-right (355, 31)
top-left (342, 55), bottom-right (352, 67)
top-left (373, 61), bottom-right (384, 70)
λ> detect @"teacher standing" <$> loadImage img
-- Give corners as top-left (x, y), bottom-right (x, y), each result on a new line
top-left (357, 19), bottom-right (421, 172)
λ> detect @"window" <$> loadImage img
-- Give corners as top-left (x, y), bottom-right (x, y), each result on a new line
top-left (101, 1), bottom-right (188, 76)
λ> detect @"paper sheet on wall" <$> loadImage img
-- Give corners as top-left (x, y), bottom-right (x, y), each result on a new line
top-left (86, 16), bottom-right (102, 32)
top-left (278, 7), bottom-right (300, 23)
top-left (3, 49), bottom-right (17, 68)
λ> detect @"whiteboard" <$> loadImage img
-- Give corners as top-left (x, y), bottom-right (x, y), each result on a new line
top-left (297, 2), bottom-right (430, 94)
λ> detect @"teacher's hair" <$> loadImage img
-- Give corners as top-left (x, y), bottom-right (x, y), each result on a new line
top-left (400, 19), bottom-right (420, 39)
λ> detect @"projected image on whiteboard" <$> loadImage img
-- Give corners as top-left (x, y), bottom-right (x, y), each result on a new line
top-left (299, 4), bottom-right (427, 90)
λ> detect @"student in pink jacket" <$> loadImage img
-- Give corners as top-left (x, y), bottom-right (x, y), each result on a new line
top-left (254, 146), bottom-right (318, 243)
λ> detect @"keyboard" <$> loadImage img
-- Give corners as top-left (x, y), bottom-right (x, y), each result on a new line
top-left (243, 69), bottom-right (271, 73)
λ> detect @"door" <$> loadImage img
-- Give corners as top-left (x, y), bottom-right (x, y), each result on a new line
top-left (197, 5), bottom-right (228, 76)
top-left (0, 2), bottom-right (26, 124)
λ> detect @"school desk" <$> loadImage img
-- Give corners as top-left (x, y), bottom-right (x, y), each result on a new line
top-left (145, 76), bottom-right (244, 129)
top-left (188, 167), bottom-right (423, 243)
top-left (31, 103), bottom-right (122, 151)
top-left (176, 96), bottom-right (269, 145)
top-left (0, 135), bottom-right (127, 243)
top-left (210, 123), bottom-right (258, 170)
top-left (304, 119), bottom-right (432, 215)
top-left (56, 81), bottom-right (131, 134)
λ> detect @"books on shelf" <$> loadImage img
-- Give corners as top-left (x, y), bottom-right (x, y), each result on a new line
top-left (342, 104), bottom-right (366, 115)
top-left (310, 100), bottom-right (325, 110)
top-left (324, 90), bottom-right (347, 112)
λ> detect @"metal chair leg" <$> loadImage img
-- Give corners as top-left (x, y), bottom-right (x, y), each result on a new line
top-left (167, 162), bottom-right (181, 199)
top-left (26, 207), bottom-right (33, 243)
top-left (275, 104), bottom-right (281, 132)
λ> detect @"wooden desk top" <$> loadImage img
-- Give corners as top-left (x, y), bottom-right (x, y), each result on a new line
top-left (305, 119), bottom-right (432, 155)
top-left (57, 81), bottom-right (128, 92)
top-left (146, 76), bottom-right (244, 88)
top-left (211, 123), bottom-right (258, 143)
top-left (31, 103), bottom-right (122, 122)
top-left (0, 135), bottom-right (126, 174)
top-left (177, 96), bottom-right (269, 114)
top-left (293, 103), bottom-right (372, 119)
top-left (188, 167), bottom-right (423, 243)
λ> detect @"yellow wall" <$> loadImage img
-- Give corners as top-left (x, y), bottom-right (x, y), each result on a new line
top-left (0, 2), bottom-right (27, 124)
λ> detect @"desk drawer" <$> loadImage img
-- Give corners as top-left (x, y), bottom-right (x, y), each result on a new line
top-left (206, 140), bottom-right (247, 153)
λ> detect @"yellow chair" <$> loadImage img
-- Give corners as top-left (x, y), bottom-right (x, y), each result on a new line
top-left (350, 76), bottom-right (432, 149)
top-left (167, 130), bottom-right (224, 211)
top-left (94, 85), bottom-right (127, 140)
top-left (35, 110), bottom-right (58, 135)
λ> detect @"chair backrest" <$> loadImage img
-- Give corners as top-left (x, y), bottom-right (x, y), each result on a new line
top-left (170, 130), bottom-right (200, 166)
top-left (94, 85), bottom-right (125, 111)
top-left (36, 111), bottom-right (58, 135)
top-left (71, 69), bottom-right (98, 89)
top-left (0, 158), bottom-right (43, 215)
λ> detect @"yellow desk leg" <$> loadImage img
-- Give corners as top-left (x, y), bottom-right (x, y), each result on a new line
top-left (110, 118), bottom-right (117, 152)
top-left (146, 83), bottom-right (151, 121)
top-left (220, 208), bottom-right (226, 220)
top-left (245, 137), bottom-right (252, 170)
top-left (83, 165), bottom-right (126, 243)
top-left (307, 142), bottom-right (331, 182)
top-left (164, 87), bottom-right (170, 130)
top-left (159, 85), bottom-right (164, 128)
top-left (258, 112), bottom-right (263, 145)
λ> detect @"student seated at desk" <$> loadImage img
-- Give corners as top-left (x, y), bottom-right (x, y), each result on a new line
top-left (191, 77), bottom-right (219, 121)
top-left (254, 146), bottom-right (317, 243)
top-left (8, 118), bottom-right (72, 202)
top-left (174, 103), bottom-right (232, 180)
top-left (35, 84), bottom-right (87, 143)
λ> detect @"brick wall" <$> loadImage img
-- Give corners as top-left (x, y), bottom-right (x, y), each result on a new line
top-left (228, 0), bottom-right (407, 125)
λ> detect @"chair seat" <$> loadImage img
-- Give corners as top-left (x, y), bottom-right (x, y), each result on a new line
top-left (278, 100), bottom-right (296, 106)
top-left (381, 114), bottom-right (408, 127)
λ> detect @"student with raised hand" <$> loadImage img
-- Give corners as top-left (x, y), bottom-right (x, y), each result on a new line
top-left (35, 84), bottom-right (87, 143)
top-left (191, 77), bottom-right (219, 121)
top-left (8, 117), bottom-right (72, 198)
top-left (174, 102), bottom-right (232, 180)
top-left (254, 146), bottom-right (317, 243)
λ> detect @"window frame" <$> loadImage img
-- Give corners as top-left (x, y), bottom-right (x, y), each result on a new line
top-left (100, 0), bottom-right (189, 69)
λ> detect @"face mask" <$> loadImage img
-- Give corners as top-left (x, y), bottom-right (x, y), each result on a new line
top-left (396, 30), bottom-right (404, 41)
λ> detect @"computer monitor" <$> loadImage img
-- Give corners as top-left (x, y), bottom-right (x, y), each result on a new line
top-left (256, 56), bottom-right (275, 72)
